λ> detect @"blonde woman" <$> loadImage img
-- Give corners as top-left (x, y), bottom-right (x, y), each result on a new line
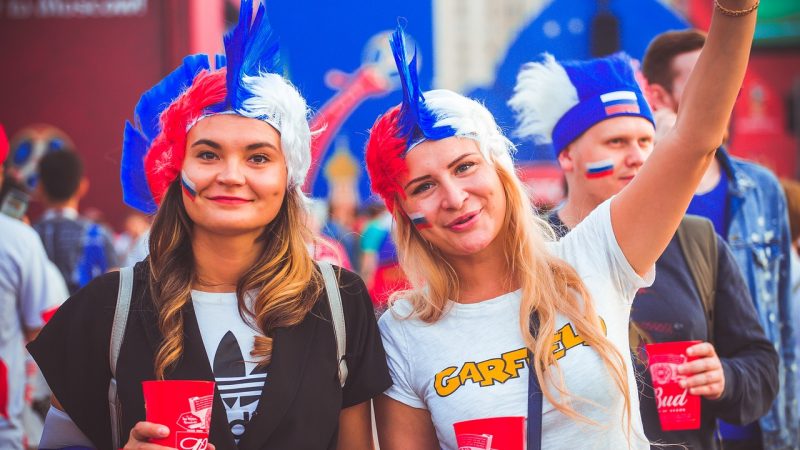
top-left (366, 2), bottom-right (757, 449)
top-left (28, 2), bottom-right (389, 449)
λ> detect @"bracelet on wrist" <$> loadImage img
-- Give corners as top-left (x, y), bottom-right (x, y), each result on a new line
top-left (714, 0), bottom-right (759, 17)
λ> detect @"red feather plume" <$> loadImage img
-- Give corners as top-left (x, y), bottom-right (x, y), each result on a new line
top-left (144, 69), bottom-right (228, 205)
top-left (365, 105), bottom-right (409, 211)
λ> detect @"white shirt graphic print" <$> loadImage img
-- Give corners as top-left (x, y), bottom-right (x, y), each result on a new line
top-left (192, 291), bottom-right (267, 442)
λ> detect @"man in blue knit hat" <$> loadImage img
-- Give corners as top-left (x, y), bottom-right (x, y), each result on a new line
top-left (509, 52), bottom-right (779, 450)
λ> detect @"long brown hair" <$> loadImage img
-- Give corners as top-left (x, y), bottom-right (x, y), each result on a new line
top-left (391, 159), bottom-right (634, 443)
top-left (148, 181), bottom-right (322, 379)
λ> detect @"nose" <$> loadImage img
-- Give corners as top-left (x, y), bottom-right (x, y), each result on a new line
top-left (217, 159), bottom-right (246, 185)
top-left (625, 143), bottom-right (647, 168)
top-left (440, 178), bottom-right (468, 210)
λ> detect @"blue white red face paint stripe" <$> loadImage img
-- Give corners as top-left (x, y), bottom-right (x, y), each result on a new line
top-left (409, 211), bottom-right (432, 229)
top-left (601, 91), bottom-right (640, 116)
top-left (180, 170), bottom-right (198, 199)
top-left (585, 159), bottom-right (615, 179)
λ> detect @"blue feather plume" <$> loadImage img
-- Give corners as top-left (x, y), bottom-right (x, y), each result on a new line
top-left (121, 122), bottom-right (157, 213)
top-left (122, 54), bottom-right (210, 213)
top-left (133, 54), bottom-right (211, 141)
top-left (389, 26), bottom-right (456, 149)
top-left (215, 54), bottom-right (227, 71)
top-left (389, 26), bottom-right (420, 141)
top-left (224, 0), bottom-right (281, 111)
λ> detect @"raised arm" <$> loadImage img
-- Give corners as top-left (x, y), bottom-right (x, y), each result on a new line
top-left (611, 1), bottom-right (757, 274)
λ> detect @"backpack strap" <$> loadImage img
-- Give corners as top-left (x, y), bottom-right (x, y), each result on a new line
top-left (676, 215), bottom-right (719, 344)
top-left (527, 315), bottom-right (543, 450)
top-left (109, 266), bottom-right (134, 449)
top-left (318, 261), bottom-right (348, 387)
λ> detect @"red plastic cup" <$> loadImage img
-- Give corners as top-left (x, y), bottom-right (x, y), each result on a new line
top-left (645, 340), bottom-right (702, 431)
top-left (453, 416), bottom-right (525, 450)
top-left (142, 380), bottom-right (215, 449)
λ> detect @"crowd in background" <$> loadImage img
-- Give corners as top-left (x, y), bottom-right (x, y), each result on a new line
top-left (0, 2), bottom-right (798, 448)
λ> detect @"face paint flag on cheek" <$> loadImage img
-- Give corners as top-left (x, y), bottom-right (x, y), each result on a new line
top-left (180, 170), bottom-right (198, 200)
top-left (585, 159), bottom-right (615, 179)
top-left (409, 211), bottom-right (432, 230)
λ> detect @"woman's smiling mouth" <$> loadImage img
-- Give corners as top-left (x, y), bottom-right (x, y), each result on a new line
top-left (207, 195), bottom-right (252, 205)
top-left (446, 209), bottom-right (482, 231)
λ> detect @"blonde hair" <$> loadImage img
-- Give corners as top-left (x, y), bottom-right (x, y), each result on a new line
top-left (148, 181), bottom-right (322, 379)
top-left (390, 156), bottom-right (633, 440)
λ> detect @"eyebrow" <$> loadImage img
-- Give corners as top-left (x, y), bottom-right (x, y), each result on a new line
top-left (191, 139), bottom-right (221, 149)
top-left (246, 142), bottom-right (279, 151)
top-left (190, 139), bottom-right (279, 152)
top-left (403, 152), bottom-right (476, 190)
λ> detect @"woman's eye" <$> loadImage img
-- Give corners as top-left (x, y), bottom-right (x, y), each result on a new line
top-left (455, 162), bottom-right (475, 174)
top-left (412, 182), bottom-right (433, 195)
top-left (198, 151), bottom-right (218, 160)
top-left (250, 154), bottom-right (269, 164)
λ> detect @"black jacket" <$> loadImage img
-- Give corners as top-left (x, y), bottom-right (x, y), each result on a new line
top-left (28, 261), bottom-right (391, 450)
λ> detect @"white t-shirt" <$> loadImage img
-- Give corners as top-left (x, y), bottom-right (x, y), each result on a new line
top-left (0, 215), bottom-right (66, 449)
top-left (379, 199), bottom-right (654, 450)
top-left (191, 291), bottom-right (267, 442)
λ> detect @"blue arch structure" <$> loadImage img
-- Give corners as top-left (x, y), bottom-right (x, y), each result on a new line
top-left (469, 0), bottom-right (688, 162)
top-left (268, 0), bottom-right (434, 202)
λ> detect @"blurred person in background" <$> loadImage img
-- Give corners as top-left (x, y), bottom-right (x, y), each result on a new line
top-left (780, 177), bottom-right (800, 429)
top-left (123, 230), bottom-right (150, 267)
top-left (325, 193), bottom-right (360, 273)
top-left (0, 124), bottom-right (66, 450)
top-left (0, 171), bottom-right (31, 224)
top-left (359, 203), bottom-right (408, 308)
top-left (0, 135), bottom-right (70, 449)
top-left (113, 211), bottom-right (151, 264)
top-left (512, 51), bottom-right (778, 449)
top-left (643, 29), bottom-right (797, 450)
top-left (307, 197), bottom-right (352, 269)
top-left (34, 150), bottom-right (118, 294)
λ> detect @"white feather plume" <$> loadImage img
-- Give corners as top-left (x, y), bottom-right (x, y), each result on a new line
top-left (424, 89), bottom-right (516, 172)
top-left (508, 54), bottom-right (579, 144)
top-left (238, 72), bottom-right (312, 189)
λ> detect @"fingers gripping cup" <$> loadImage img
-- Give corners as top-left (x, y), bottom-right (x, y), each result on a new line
top-left (645, 341), bottom-right (701, 431)
top-left (142, 380), bottom-right (216, 449)
top-left (453, 416), bottom-right (526, 450)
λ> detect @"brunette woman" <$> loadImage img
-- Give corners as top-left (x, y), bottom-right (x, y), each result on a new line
top-left (29, 2), bottom-right (389, 449)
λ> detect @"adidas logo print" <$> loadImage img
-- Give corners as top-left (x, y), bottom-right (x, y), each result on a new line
top-left (213, 330), bottom-right (267, 439)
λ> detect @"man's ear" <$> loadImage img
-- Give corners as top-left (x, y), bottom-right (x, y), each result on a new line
top-left (645, 83), bottom-right (677, 112)
top-left (77, 177), bottom-right (89, 199)
top-left (557, 147), bottom-right (575, 174)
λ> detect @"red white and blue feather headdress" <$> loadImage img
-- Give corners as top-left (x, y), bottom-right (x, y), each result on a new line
top-left (121, 0), bottom-right (311, 213)
top-left (365, 25), bottom-right (515, 211)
